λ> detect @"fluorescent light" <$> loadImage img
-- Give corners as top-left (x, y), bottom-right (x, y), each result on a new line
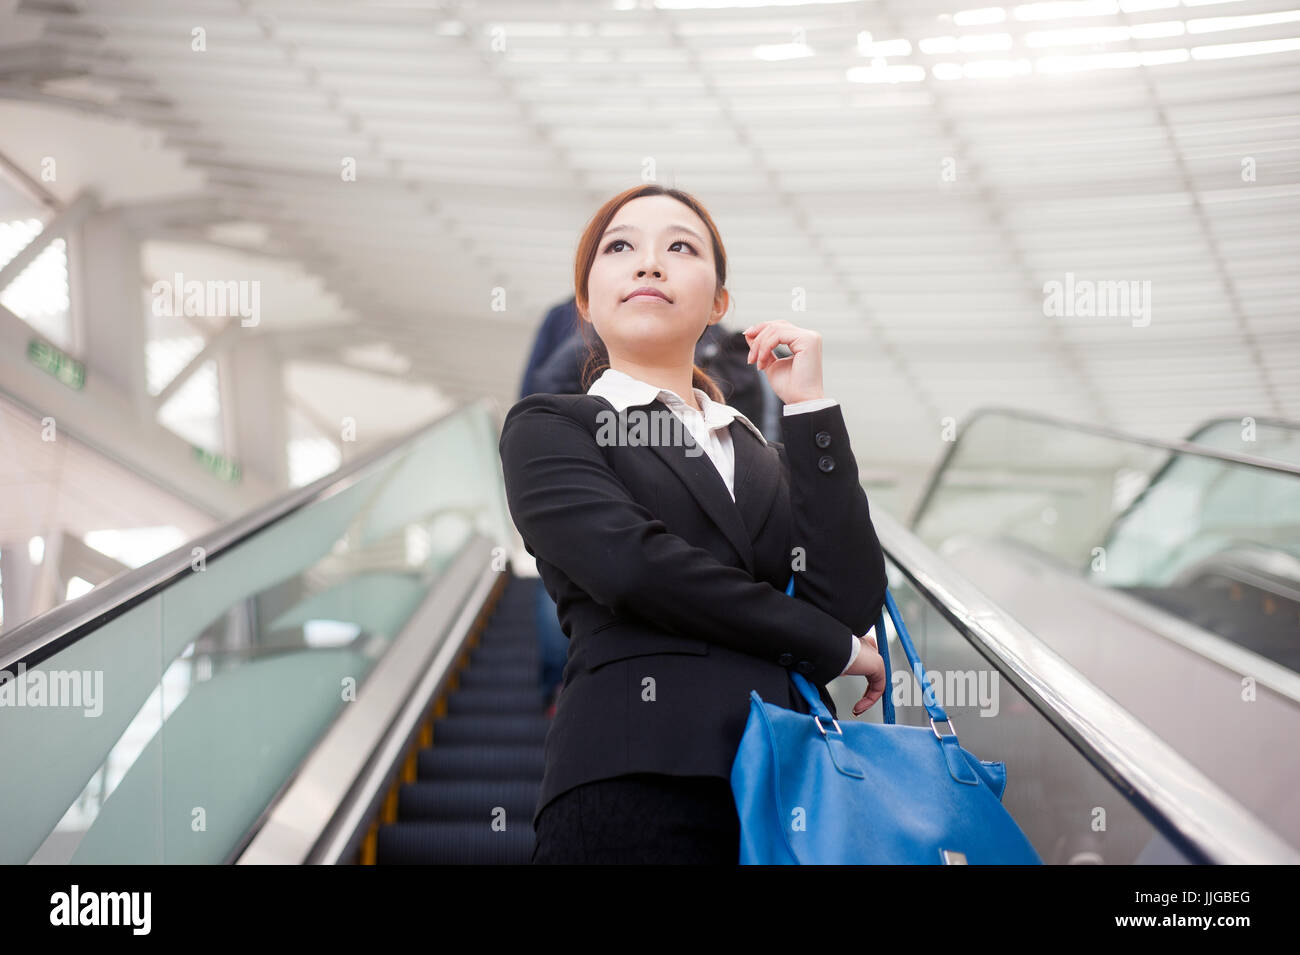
top-left (1188, 11), bottom-right (1300, 34)
top-left (931, 58), bottom-right (1032, 78)
top-left (1129, 21), bottom-right (1185, 39)
top-left (959, 32), bottom-right (1013, 51)
top-left (1190, 36), bottom-right (1300, 59)
top-left (654, 0), bottom-right (859, 7)
top-left (1035, 48), bottom-right (1195, 71)
top-left (858, 36), bottom-right (912, 57)
top-left (845, 63), bottom-right (927, 83)
top-left (1140, 48), bottom-right (1189, 64)
top-left (920, 36), bottom-right (959, 54)
top-left (754, 42), bottom-right (814, 60)
top-left (1036, 50), bottom-right (1142, 70)
top-left (919, 33), bottom-right (1011, 53)
top-left (954, 7), bottom-right (1007, 25)
top-left (1027, 26), bottom-right (1135, 46)
top-left (1013, 1), bottom-right (1119, 21)
top-left (963, 57), bottom-right (1033, 76)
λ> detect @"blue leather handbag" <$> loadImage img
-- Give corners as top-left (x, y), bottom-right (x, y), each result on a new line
top-left (729, 575), bottom-right (1044, 864)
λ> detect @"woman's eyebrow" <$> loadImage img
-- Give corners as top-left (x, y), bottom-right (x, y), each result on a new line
top-left (602, 223), bottom-right (706, 245)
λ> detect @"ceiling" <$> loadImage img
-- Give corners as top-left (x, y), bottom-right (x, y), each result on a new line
top-left (1, 0), bottom-right (1297, 481)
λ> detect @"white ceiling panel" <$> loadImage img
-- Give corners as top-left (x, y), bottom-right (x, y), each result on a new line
top-left (1, 0), bottom-right (1294, 473)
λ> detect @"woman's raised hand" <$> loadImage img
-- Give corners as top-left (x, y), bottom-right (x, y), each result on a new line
top-left (742, 319), bottom-right (825, 406)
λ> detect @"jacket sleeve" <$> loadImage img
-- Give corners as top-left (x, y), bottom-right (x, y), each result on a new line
top-left (498, 393), bottom-right (857, 687)
top-left (773, 402), bottom-right (888, 639)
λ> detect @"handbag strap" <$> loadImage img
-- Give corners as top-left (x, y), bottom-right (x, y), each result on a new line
top-left (784, 574), bottom-right (951, 728)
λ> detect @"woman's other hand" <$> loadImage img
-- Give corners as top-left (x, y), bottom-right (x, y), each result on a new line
top-left (742, 319), bottom-right (824, 405)
top-left (843, 633), bottom-right (887, 716)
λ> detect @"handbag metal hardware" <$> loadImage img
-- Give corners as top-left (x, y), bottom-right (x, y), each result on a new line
top-left (813, 714), bottom-right (843, 737)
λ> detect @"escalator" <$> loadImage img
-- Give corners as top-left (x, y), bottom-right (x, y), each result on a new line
top-left (3, 398), bottom-right (1297, 865)
top-left (375, 573), bottom-right (544, 864)
top-left (908, 408), bottom-right (1300, 850)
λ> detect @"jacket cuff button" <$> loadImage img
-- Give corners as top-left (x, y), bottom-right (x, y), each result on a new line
top-left (778, 652), bottom-right (793, 666)
top-left (817, 455), bottom-right (835, 472)
top-left (815, 431), bottom-right (832, 448)
top-left (795, 660), bottom-right (814, 674)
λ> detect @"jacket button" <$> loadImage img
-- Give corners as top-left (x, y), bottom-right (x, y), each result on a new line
top-left (795, 660), bottom-right (814, 675)
top-left (818, 455), bottom-right (835, 472)
top-left (815, 431), bottom-right (832, 448)
top-left (778, 652), bottom-right (793, 666)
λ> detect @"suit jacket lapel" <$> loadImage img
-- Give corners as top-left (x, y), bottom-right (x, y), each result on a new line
top-left (642, 399), bottom-right (758, 575)
top-left (589, 395), bottom-right (769, 577)
top-left (731, 417), bottom-right (780, 549)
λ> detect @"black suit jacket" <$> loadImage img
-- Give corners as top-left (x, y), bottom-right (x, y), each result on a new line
top-left (498, 391), bottom-right (887, 824)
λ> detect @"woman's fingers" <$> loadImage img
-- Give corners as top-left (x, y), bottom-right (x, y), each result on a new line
top-left (746, 323), bottom-right (780, 366)
top-left (852, 652), bottom-right (888, 715)
top-left (745, 321), bottom-right (791, 367)
top-left (759, 329), bottom-right (794, 371)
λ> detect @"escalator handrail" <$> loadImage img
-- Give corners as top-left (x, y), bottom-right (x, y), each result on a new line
top-left (0, 397), bottom-right (494, 673)
top-left (872, 506), bottom-right (1300, 864)
top-left (907, 405), bottom-right (1300, 529)
top-left (1185, 414), bottom-right (1299, 443)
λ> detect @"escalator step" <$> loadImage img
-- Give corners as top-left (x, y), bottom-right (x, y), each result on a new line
top-left (418, 744), bottom-right (545, 780)
top-left (459, 665), bottom-right (538, 688)
top-left (475, 634), bottom-right (535, 649)
top-left (470, 645), bottom-right (540, 667)
top-left (432, 714), bottom-right (550, 745)
top-left (372, 572), bottom-right (555, 863)
top-left (398, 779), bottom-right (540, 821)
top-left (377, 821), bottom-right (534, 864)
top-left (446, 687), bottom-right (546, 714)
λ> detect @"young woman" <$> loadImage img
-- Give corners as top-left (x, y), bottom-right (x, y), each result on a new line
top-left (499, 184), bottom-right (889, 864)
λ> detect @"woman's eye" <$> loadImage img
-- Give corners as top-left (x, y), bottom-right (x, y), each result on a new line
top-left (603, 239), bottom-right (696, 254)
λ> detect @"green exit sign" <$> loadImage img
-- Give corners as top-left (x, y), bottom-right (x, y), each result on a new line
top-left (27, 338), bottom-right (85, 390)
top-left (193, 445), bottom-right (241, 483)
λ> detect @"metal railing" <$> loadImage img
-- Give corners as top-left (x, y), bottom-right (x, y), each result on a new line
top-left (872, 504), bottom-right (1300, 864)
top-left (908, 406), bottom-right (1300, 529)
top-left (0, 398), bottom-right (492, 674)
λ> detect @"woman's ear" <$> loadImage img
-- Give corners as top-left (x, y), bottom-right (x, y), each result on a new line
top-left (711, 286), bottom-right (731, 323)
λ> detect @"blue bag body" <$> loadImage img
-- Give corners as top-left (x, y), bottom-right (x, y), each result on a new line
top-left (730, 578), bottom-right (1044, 865)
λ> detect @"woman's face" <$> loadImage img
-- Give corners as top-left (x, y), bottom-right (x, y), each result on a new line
top-left (584, 195), bottom-right (728, 365)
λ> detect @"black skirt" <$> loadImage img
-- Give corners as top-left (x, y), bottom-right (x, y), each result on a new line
top-left (532, 772), bottom-right (740, 864)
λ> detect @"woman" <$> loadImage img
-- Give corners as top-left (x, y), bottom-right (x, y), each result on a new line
top-left (499, 184), bottom-right (889, 864)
